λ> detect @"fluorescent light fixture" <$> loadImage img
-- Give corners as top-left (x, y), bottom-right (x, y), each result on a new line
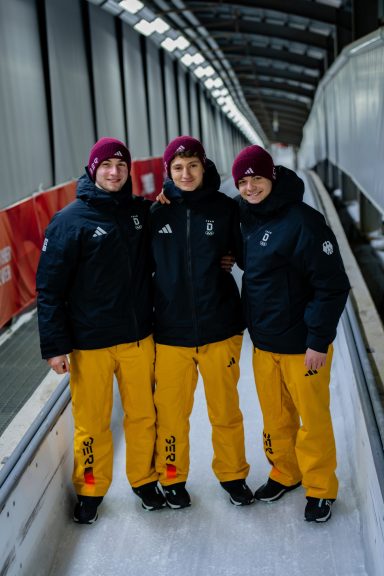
top-left (120, 0), bottom-right (144, 14)
top-left (217, 96), bottom-right (226, 105)
top-left (213, 78), bottom-right (224, 88)
top-left (192, 53), bottom-right (205, 65)
top-left (193, 66), bottom-right (206, 78)
top-left (212, 89), bottom-right (222, 98)
top-left (161, 38), bottom-right (176, 52)
top-left (153, 17), bottom-right (170, 34)
top-left (174, 35), bottom-right (190, 50)
top-left (204, 65), bottom-right (215, 77)
top-left (204, 78), bottom-right (215, 89)
top-left (134, 16), bottom-right (170, 36)
top-left (134, 19), bottom-right (154, 36)
top-left (181, 54), bottom-right (194, 67)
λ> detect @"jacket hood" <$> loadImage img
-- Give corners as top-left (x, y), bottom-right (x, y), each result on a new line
top-left (238, 166), bottom-right (304, 222)
top-left (76, 169), bottom-right (133, 208)
top-left (163, 158), bottom-right (221, 203)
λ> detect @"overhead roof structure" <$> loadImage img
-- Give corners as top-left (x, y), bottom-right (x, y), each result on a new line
top-left (147, 0), bottom-right (353, 147)
top-left (91, 1), bottom-right (382, 147)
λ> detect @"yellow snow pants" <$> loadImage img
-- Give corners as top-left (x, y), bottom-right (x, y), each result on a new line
top-left (154, 335), bottom-right (250, 485)
top-left (69, 336), bottom-right (158, 497)
top-left (252, 346), bottom-right (338, 499)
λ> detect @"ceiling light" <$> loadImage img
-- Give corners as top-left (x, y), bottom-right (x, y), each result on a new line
top-left (181, 54), bottom-right (194, 67)
top-left (174, 35), bottom-right (190, 50)
top-left (161, 38), bottom-right (176, 52)
top-left (193, 66), bottom-right (206, 78)
top-left (152, 17), bottom-right (170, 34)
top-left (134, 19), bottom-right (154, 36)
top-left (192, 53), bottom-right (204, 65)
top-left (213, 78), bottom-right (224, 88)
top-left (119, 0), bottom-right (143, 14)
top-left (204, 66), bottom-right (215, 77)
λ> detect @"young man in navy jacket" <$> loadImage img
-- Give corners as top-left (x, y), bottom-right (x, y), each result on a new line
top-left (36, 138), bottom-right (165, 523)
top-left (151, 136), bottom-right (253, 509)
top-left (232, 145), bottom-right (350, 523)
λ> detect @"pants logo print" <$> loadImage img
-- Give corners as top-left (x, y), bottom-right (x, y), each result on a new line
top-left (227, 356), bottom-right (236, 368)
top-left (82, 437), bottom-right (95, 485)
top-left (305, 369), bottom-right (318, 377)
top-left (165, 435), bottom-right (177, 479)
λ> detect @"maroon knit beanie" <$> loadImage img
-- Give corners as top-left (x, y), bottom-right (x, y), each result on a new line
top-left (232, 145), bottom-right (276, 188)
top-left (163, 136), bottom-right (206, 177)
top-left (88, 137), bottom-right (131, 181)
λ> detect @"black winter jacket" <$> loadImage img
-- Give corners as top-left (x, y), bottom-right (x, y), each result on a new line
top-left (238, 166), bottom-right (350, 354)
top-left (36, 172), bottom-right (153, 358)
top-left (150, 160), bottom-right (244, 346)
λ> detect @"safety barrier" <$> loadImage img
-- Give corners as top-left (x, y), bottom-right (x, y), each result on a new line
top-left (0, 157), bottom-right (163, 329)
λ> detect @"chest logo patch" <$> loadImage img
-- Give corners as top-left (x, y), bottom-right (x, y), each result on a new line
top-left (260, 230), bottom-right (272, 246)
top-left (131, 215), bottom-right (142, 230)
top-left (205, 219), bottom-right (214, 236)
top-left (323, 240), bottom-right (333, 255)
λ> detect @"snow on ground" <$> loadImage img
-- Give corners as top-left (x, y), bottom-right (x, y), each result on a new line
top-left (49, 333), bottom-right (368, 576)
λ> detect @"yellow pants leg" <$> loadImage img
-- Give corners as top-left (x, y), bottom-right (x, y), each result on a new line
top-left (114, 336), bottom-right (158, 488)
top-left (70, 348), bottom-right (115, 497)
top-left (253, 348), bottom-right (302, 487)
top-left (154, 345), bottom-right (199, 486)
top-left (282, 346), bottom-right (338, 499)
top-left (198, 335), bottom-right (250, 481)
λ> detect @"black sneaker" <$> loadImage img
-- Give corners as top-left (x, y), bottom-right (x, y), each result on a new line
top-left (132, 481), bottom-right (167, 511)
top-left (220, 479), bottom-right (255, 506)
top-left (163, 482), bottom-right (191, 509)
top-left (73, 495), bottom-right (103, 524)
top-left (254, 478), bottom-right (301, 502)
top-left (305, 497), bottom-right (334, 523)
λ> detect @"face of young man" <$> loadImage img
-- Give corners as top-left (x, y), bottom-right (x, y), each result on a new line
top-left (95, 158), bottom-right (129, 193)
top-left (170, 155), bottom-right (205, 192)
top-left (238, 175), bottom-right (273, 204)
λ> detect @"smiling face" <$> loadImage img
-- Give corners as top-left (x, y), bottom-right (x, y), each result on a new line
top-left (95, 158), bottom-right (129, 192)
top-left (170, 155), bottom-right (205, 192)
top-left (238, 175), bottom-right (273, 204)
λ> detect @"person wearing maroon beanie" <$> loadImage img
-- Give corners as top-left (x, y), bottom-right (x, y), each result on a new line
top-left (150, 136), bottom-right (253, 509)
top-left (37, 137), bottom-right (166, 523)
top-left (232, 144), bottom-right (350, 523)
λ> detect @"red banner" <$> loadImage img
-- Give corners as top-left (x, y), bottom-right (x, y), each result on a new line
top-left (32, 182), bottom-right (77, 240)
top-left (131, 157), bottom-right (164, 201)
top-left (0, 182), bottom-right (76, 328)
top-left (0, 155), bottom-right (164, 329)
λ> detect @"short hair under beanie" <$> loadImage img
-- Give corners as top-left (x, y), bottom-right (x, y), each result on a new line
top-left (232, 145), bottom-right (276, 188)
top-left (88, 137), bottom-right (131, 181)
top-left (163, 136), bottom-right (206, 177)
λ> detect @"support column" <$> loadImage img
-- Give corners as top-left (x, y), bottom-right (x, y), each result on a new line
top-left (360, 194), bottom-right (383, 235)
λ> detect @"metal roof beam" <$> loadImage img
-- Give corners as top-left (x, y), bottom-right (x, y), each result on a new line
top-left (219, 45), bottom-right (324, 73)
top-left (188, 1), bottom-right (352, 29)
top-left (203, 20), bottom-right (332, 51)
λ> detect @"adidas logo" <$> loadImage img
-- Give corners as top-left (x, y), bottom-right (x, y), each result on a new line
top-left (114, 151), bottom-right (123, 157)
top-left (244, 167), bottom-right (254, 175)
top-left (305, 369), bottom-right (318, 377)
top-left (175, 145), bottom-right (185, 153)
top-left (227, 357), bottom-right (236, 368)
top-left (92, 226), bottom-right (107, 237)
top-left (158, 224), bottom-right (173, 234)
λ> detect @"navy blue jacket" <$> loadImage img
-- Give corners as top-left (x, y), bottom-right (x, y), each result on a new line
top-left (36, 172), bottom-right (153, 358)
top-left (238, 166), bottom-right (350, 354)
top-left (150, 160), bottom-right (244, 347)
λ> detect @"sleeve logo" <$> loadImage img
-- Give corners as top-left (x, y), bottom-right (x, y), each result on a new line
top-left (322, 240), bottom-right (333, 255)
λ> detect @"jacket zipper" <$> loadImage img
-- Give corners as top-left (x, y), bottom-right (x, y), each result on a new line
top-left (116, 213), bottom-right (140, 342)
top-left (186, 208), bottom-right (199, 347)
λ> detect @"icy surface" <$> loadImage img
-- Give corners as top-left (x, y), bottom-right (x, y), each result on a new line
top-left (49, 333), bottom-right (368, 576)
